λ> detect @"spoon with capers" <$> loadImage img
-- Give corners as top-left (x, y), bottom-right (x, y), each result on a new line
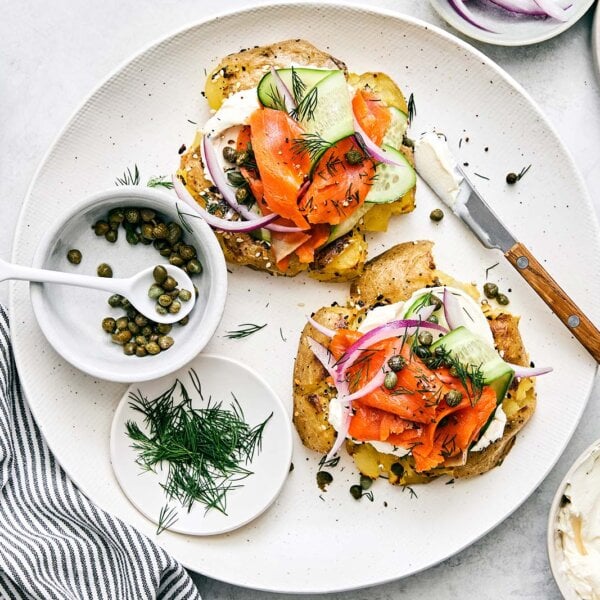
top-left (0, 260), bottom-right (196, 324)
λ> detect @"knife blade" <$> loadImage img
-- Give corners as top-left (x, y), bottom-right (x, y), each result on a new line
top-left (427, 165), bottom-right (600, 362)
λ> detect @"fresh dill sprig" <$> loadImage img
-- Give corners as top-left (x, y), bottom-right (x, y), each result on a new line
top-left (292, 86), bottom-right (318, 122)
top-left (126, 370), bottom-right (273, 531)
top-left (291, 67), bottom-right (307, 105)
top-left (407, 93), bottom-right (416, 124)
top-left (147, 175), bottom-right (174, 189)
top-left (175, 203), bottom-right (195, 234)
top-left (266, 84), bottom-right (288, 112)
top-left (292, 133), bottom-right (332, 161)
top-left (485, 262), bottom-right (499, 280)
top-left (319, 455), bottom-right (341, 469)
top-left (517, 164), bottom-right (532, 181)
top-left (225, 323), bottom-right (267, 339)
top-left (115, 164), bottom-right (140, 186)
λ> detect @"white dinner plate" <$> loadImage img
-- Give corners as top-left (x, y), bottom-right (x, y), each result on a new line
top-left (593, 3), bottom-right (600, 78)
top-left (430, 0), bottom-right (596, 46)
top-left (10, 2), bottom-right (600, 594)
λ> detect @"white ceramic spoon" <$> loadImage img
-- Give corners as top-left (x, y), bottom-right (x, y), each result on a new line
top-left (0, 258), bottom-right (196, 324)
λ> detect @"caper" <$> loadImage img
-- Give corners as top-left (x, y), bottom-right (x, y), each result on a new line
top-left (107, 294), bottom-right (123, 307)
top-left (141, 224), bottom-right (154, 240)
top-left (157, 323), bottom-right (172, 334)
top-left (123, 342), bottom-right (136, 356)
top-left (434, 346), bottom-right (446, 358)
top-left (168, 289), bottom-right (180, 299)
top-left (153, 223), bottom-right (169, 239)
top-left (148, 284), bottom-right (164, 300)
top-left (121, 298), bottom-right (131, 309)
top-left (179, 245), bottom-right (196, 261)
top-left (506, 172), bottom-right (518, 184)
top-left (115, 317), bottom-right (129, 330)
top-left (179, 289), bottom-right (192, 302)
top-left (445, 390), bottom-right (463, 407)
top-left (169, 254), bottom-right (185, 267)
top-left (178, 316), bottom-right (189, 326)
top-left (359, 475), bottom-right (373, 490)
top-left (108, 208), bottom-right (125, 224)
top-left (109, 221), bottom-right (120, 231)
top-left (497, 293), bottom-right (510, 306)
top-left (222, 146), bottom-right (238, 163)
top-left (414, 346), bottom-right (431, 359)
top-left (345, 148), bottom-right (363, 165)
top-left (125, 307), bottom-right (137, 320)
top-left (67, 249), bottom-right (82, 265)
top-left (226, 170), bottom-right (247, 187)
top-left (135, 335), bottom-right (147, 346)
top-left (235, 152), bottom-right (250, 167)
top-left (140, 208), bottom-right (156, 222)
top-left (384, 371), bottom-right (398, 390)
top-left (158, 336), bottom-right (174, 350)
top-left (141, 326), bottom-right (153, 337)
top-left (97, 263), bottom-right (113, 278)
top-left (186, 259), bottom-right (203, 275)
top-left (93, 221), bottom-right (110, 236)
top-left (483, 283), bottom-right (499, 299)
top-left (102, 317), bottom-right (116, 333)
top-left (387, 354), bottom-right (406, 372)
top-left (428, 295), bottom-right (443, 310)
top-left (135, 345), bottom-right (147, 357)
top-left (124, 208), bottom-right (140, 224)
top-left (316, 470), bottom-right (333, 491)
top-left (418, 331), bottom-right (433, 347)
top-left (159, 246), bottom-right (172, 257)
top-left (349, 485), bottom-right (363, 500)
top-left (390, 462), bottom-right (404, 477)
top-left (155, 305), bottom-right (168, 315)
top-left (134, 314), bottom-right (148, 327)
top-left (235, 187), bottom-right (249, 203)
top-left (166, 222), bottom-right (183, 245)
top-left (153, 239), bottom-right (169, 251)
top-left (162, 276), bottom-right (177, 291)
top-left (149, 334), bottom-right (159, 342)
top-left (145, 342), bottom-right (161, 355)
top-left (125, 230), bottom-right (139, 245)
top-left (105, 230), bottom-right (118, 243)
top-left (428, 314), bottom-right (439, 324)
top-left (168, 300), bottom-right (181, 314)
top-left (430, 208), bottom-right (444, 222)
top-left (158, 294), bottom-right (173, 307)
top-left (151, 265), bottom-right (167, 284)
top-left (127, 322), bottom-right (140, 335)
top-left (111, 330), bottom-right (132, 345)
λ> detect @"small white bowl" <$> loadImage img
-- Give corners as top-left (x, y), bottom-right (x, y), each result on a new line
top-left (547, 438), bottom-right (600, 600)
top-left (110, 354), bottom-right (293, 536)
top-left (30, 186), bottom-right (227, 382)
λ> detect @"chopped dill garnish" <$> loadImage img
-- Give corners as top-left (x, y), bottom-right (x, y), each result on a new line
top-left (175, 202), bottom-right (195, 234)
top-left (485, 262), bottom-right (499, 280)
top-left (407, 93), bottom-right (416, 123)
top-left (126, 370), bottom-right (273, 532)
top-left (319, 455), bottom-right (341, 469)
top-left (279, 327), bottom-right (287, 342)
top-left (225, 323), bottom-right (267, 339)
top-left (147, 175), bottom-right (174, 189)
top-left (292, 133), bottom-right (332, 161)
top-left (266, 84), bottom-right (288, 112)
top-left (291, 67), bottom-right (307, 104)
top-left (402, 485), bottom-right (418, 499)
top-left (292, 86), bottom-right (318, 121)
top-left (517, 164), bottom-right (532, 181)
top-left (115, 164), bottom-right (140, 186)
top-left (474, 172), bottom-right (490, 181)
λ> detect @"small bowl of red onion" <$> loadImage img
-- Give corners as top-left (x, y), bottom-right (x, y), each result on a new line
top-left (429, 0), bottom-right (595, 46)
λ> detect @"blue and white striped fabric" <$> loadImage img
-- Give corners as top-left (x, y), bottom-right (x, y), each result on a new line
top-left (0, 306), bottom-right (201, 600)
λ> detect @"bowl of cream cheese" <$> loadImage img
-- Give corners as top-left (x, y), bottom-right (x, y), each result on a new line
top-left (548, 439), bottom-right (600, 600)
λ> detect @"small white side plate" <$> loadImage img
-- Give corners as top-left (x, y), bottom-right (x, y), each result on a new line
top-left (430, 0), bottom-right (595, 46)
top-left (110, 354), bottom-right (293, 536)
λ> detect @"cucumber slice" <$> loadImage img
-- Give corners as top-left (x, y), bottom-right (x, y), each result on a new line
top-left (382, 107), bottom-right (408, 149)
top-left (430, 326), bottom-right (514, 402)
top-left (257, 67), bottom-right (333, 109)
top-left (364, 145), bottom-right (416, 204)
top-left (249, 228), bottom-right (271, 244)
top-left (327, 204), bottom-right (371, 243)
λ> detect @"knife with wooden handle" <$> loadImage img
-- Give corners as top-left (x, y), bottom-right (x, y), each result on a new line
top-left (439, 166), bottom-right (600, 362)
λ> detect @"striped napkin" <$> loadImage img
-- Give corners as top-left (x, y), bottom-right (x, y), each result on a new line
top-left (0, 306), bottom-right (201, 600)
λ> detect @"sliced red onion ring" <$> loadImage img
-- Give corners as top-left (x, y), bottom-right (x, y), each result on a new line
top-left (173, 175), bottom-right (279, 232)
top-left (307, 316), bottom-right (335, 338)
top-left (306, 337), bottom-right (349, 396)
top-left (325, 404), bottom-right (352, 461)
top-left (448, 0), bottom-right (499, 31)
top-left (201, 136), bottom-right (303, 234)
top-left (414, 304), bottom-right (436, 321)
top-left (506, 363), bottom-right (553, 378)
top-left (336, 319), bottom-right (447, 378)
top-left (270, 67), bottom-right (297, 111)
top-left (531, 0), bottom-right (570, 20)
top-left (443, 287), bottom-right (467, 331)
top-left (488, 0), bottom-right (571, 15)
top-left (342, 368), bottom-right (388, 403)
top-left (353, 119), bottom-right (403, 167)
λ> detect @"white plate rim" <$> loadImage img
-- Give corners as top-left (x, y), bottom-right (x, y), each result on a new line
top-left (429, 0), bottom-right (596, 46)
top-left (593, 3), bottom-right (600, 78)
top-left (8, 1), bottom-right (600, 592)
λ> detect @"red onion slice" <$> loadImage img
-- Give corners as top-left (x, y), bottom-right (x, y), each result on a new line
top-left (414, 304), bottom-right (436, 321)
top-left (531, 0), bottom-right (570, 20)
top-left (488, 0), bottom-right (571, 15)
top-left (342, 368), bottom-right (388, 403)
top-left (336, 319), bottom-right (447, 378)
top-left (448, 0), bottom-right (499, 31)
top-left (325, 404), bottom-right (352, 461)
top-left (353, 118), bottom-right (403, 167)
top-left (202, 136), bottom-right (303, 234)
top-left (306, 337), bottom-right (349, 396)
top-left (506, 363), bottom-right (553, 378)
top-left (443, 287), bottom-right (467, 331)
top-left (173, 175), bottom-right (280, 232)
top-left (307, 316), bottom-right (335, 338)
top-left (270, 67), bottom-right (297, 111)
